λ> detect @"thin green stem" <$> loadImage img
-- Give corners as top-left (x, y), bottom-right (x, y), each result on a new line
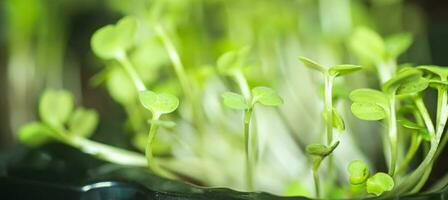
top-left (394, 88), bottom-right (448, 194)
top-left (396, 134), bottom-right (421, 175)
top-left (324, 75), bottom-right (334, 146)
top-left (388, 94), bottom-right (398, 177)
top-left (115, 52), bottom-right (147, 92)
top-left (244, 107), bottom-right (254, 191)
top-left (324, 75), bottom-right (335, 182)
top-left (235, 70), bottom-right (251, 100)
top-left (155, 25), bottom-right (192, 99)
top-left (312, 156), bottom-right (323, 198)
top-left (145, 113), bottom-right (177, 179)
top-left (414, 96), bottom-right (435, 136)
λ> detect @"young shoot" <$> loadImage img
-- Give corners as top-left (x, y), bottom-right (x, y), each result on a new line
top-left (19, 89), bottom-right (147, 166)
top-left (305, 141), bottom-right (339, 198)
top-left (221, 86), bottom-right (283, 191)
top-left (91, 16), bottom-right (146, 92)
top-left (299, 56), bottom-right (361, 197)
top-left (139, 90), bottom-right (179, 179)
top-left (350, 68), bottom-right (427, 177)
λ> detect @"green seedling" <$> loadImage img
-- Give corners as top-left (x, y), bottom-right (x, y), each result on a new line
top-left (348, 27), bottom-right (413, 83)
top-left (305, 141), bottom-right (340, 198)
top-left (348, 160), bottom-right (369, 185)
top-left (139, 90), bottom-right (179, 179)
top-left (393, 66), bottom-right (448, 193)
top-left (350, 68), bottom-right (427, 177)
top-left (299, 56), bottom-right (361, 197)
top-left (19, 89), bottom-right (147, 166)
top-left (221, 86), bottom-right (283, 191)
top-left (366, 172), bottom-right (394, 196)
top-left (91, 16), bottom-right (146, 92)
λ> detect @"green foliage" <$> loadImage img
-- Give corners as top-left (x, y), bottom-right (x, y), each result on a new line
top-left (366, 173), bottom-right (394, 196)
top-left (106, 67), bottom-right (137, 104)
top-left (396, 76), bottom-right (429, 96)
top-left (18, 122), bottom-right (56, 147)
top-left (348, 27), bottom-right (385, 63)
top-left (91, 16), bottom-right (137, 59)
top-left (251, 86), bottom-right (283, 106)
top-left (329, 65), bottom-right (362, 77)
top-left (332, 108), bottom-right (345, 131)
top-left (298, 56), bottom-right (325, 73)
top-left (139, 90), bottom-right (180, 115)
top-left (39, 89), bottom-right (74, 128)
top-left (385, 33), bottom-right (413, 59)
top-left (418, 65), bottom-right (448, 80)
top-left (350, 89), bottom-right (389, 121)
top-left (221, 92), bottom-right (249, 110)
top-left (382, 68), bottom-right (423, 94)
top-left (348, 160), bottom-right (369, 185)
top-left (306, 141), bottom-right (339, 157)
top-left (68, 108), bottom-right (99, 138)
top-left (217, 47), bottom-right (251, 75)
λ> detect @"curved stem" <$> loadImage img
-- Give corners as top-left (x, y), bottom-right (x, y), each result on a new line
top-left (244, 107), bottom-right (254, 191)
top-left (312, 156), bottom-right (323, 198)
top-left (414, 96), bottom-right (435, 136)
top-left (324, 75), bottom-right (335, 181)
top-left (155, 25), bottom-right (192, 99)
top-left (395, 88), bottom-right (448, 194)
top-left (396, 134), bottom-right (421, 175)
top-left (324, 75), bottom-right (334, 146)
top-left (145, 114), bottom-right (177, 179)
top-left (234, 70), bottom-right (251, 100)
top-left (115, 52), bottom-right (146, 92)
top-left (388, 94), bottom-right (398, 177)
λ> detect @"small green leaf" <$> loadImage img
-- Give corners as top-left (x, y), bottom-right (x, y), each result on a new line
top-left (396, 77), bottom-right (429, 96)
top-left (332, 108), bottom-right (345, 131)
top-left (148, 119), bottom-right (176, 128)
top-left (382, 68), bottom-right (422, 94)
top-left (91, 16), bottom-right (137, 59)
top-left (306, 144), bottom-right (330, 157)
top-left (68, 108), bottom-right (99, 138)
top-left (139, 90), bottom-right (179, 115)
top-left (306, 141), bottom-right (339, 157)
top-left (329, 65), bottom-right (362, 77)
top-left (366, 172), bottom-right (394, 196)
top-left (351, 102), bottom-right (387, 121)
top-left (251, 86), bottom-right (283, 106)
top-left (418, 65), bottom-right (448, 81)
top-left (221, 92), bottom-right (248, 110)
top-left (39, 89), bottom-right (74, 128)
top-left (18, 122), bottom-right (56, 147)
top-left (217, 47), bottom-right (250, 75)
top-left (418, 129), bottom-right (431, 141)
top-left (106, 67), bottom-right (137, 104)
top-left (382, 68), bottom-right (422, 93)
top-left (397, 117), bottom-right (425, 130)
top-left (428, 79), bottom-right (448, 89)
top-left (348, 27), bottom-right (385, 63)
top-left (349, 88), bottom-right (389, 110)
top-left (348, 160), bottom-right (369, 185)
top-left (298, 56), bottom-right (326, 73)
top-left (385, 33), bottom-right (413, 58)
top-left (350, 89), bottom-right (389, 121)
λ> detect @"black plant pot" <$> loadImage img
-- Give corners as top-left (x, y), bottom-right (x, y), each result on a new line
top-left (0, 143), bottom-right (447, 200)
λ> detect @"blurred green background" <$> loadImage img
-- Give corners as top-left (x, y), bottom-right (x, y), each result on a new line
top-left (0, 0), bottom-right (448, 197)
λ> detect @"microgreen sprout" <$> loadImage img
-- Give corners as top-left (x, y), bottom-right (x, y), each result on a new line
top-left (299, 56), bottom-right (361, 197)
top-left (92, 17), bottom-right (182, 178)
top-left (221, 86), bottom-right (283, 191)
top-left (139, 90), bottom-right (179, 179)
top-left (19, 89), bottom-right (147, 166)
